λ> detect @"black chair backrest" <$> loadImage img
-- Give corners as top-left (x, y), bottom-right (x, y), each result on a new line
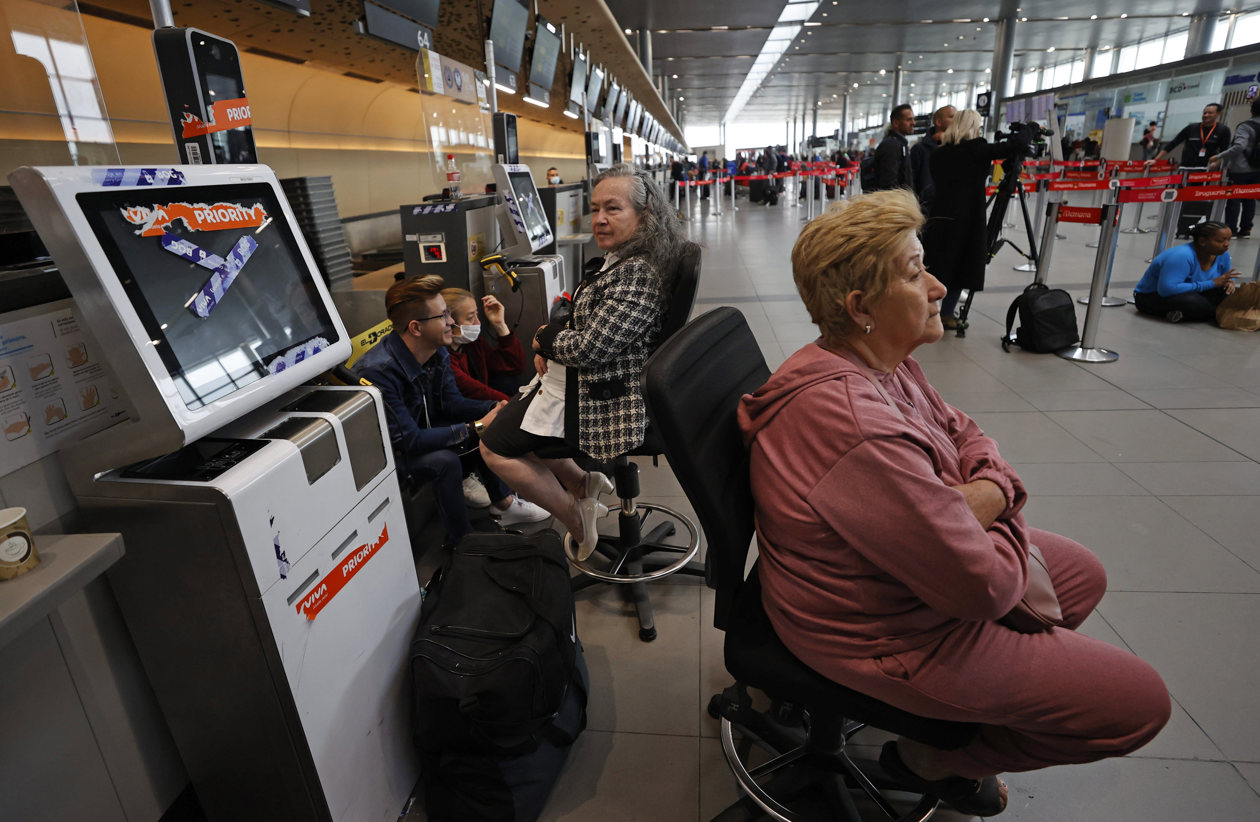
top-left (658, 241), bottom-right (701, 344)
top-left (642, 307), bottom-right (771, 630)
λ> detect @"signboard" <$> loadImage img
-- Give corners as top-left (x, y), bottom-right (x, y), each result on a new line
top-left (419, 50), bottom-right (478, 105)
top-left (0, 300), bottom-right (127, 478)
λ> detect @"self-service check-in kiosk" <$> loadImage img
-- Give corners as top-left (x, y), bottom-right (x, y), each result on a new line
top-left (483, 163), bottom-right (567, 371)
top-left (9, 164), bottom-right (420, 822)
top-left (399, 164), bottom-right (566, 380)
top-left (538, 181), bottom-right (589, 295)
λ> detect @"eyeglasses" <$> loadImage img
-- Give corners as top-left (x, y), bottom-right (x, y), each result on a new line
top-left (413, 307), bottom-right (452, 324)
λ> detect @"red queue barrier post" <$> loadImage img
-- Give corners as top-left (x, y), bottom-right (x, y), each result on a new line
top-left (1058, 202), bottom-right (1121, 364)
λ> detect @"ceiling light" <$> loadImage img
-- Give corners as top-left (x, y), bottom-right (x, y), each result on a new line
top-left (984, 67), bottom-right (991, 72)
top-left (1047, 46), bottom-right (1055, 52)
top-left (1120, 13), bottom-right (1127, 18)
top-left (672, 74), bottom-right (678, 78)
top-left (982, 17), bottom-right (989, 22)
top-left (1090, 14), bottom-right (1097, 19)
top-left (947, 68), bottom-right (954, 73)
top-left (879, 68), bottom-right (886, 75)
top-left (624, 28), bottom-right (632, 34)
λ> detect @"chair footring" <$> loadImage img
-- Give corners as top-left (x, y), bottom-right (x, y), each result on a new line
top-left (563, 501), bottom-right (700, 583)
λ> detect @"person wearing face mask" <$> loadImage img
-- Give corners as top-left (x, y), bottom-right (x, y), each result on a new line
top-left (546, 167), bottom-right (562, 185)
top-left (441, 288), bottom-right (524, 402)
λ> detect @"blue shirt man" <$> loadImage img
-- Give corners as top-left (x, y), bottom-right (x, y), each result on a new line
top-left (354, 275), bottom-right (546, 542)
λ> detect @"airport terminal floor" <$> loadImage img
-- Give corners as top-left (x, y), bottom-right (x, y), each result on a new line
top-left (402, 189), bottom-right (1260, 821)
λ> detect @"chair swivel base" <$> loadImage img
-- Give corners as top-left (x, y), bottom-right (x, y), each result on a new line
top-left (564, 502), bottom-right (702, 642)
top-left (708, 684), bottom-right (943, 822)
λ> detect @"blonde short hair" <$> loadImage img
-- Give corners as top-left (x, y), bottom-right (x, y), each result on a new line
top-left (441, 287), bottom-right (475, 314)
top-left (793, 190), bottom-right (924, 343)
top-left (940, 109), bottom-right (983, 144)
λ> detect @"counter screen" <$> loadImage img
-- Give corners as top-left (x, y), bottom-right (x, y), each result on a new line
top-left (76, 183), bottom-right (338, 411)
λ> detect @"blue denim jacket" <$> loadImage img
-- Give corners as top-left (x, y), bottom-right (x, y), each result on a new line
top-left (353, 331), bottom-right (495, 476)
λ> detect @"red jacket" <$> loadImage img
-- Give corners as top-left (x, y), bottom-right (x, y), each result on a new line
top-left (447, 330), bottom-right (524, 402)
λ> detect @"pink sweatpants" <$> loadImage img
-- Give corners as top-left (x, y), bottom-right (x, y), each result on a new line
top-left (832, 528), bottom-right (1171, 778)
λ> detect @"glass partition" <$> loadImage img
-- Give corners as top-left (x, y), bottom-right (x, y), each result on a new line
top-left (0, 0), bottom-right (119, 178)
top-left (416, 51), bottom-right (494, 197)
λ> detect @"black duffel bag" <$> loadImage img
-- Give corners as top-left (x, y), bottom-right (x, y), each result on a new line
top-left (411, 530), bottom-right (587, 758)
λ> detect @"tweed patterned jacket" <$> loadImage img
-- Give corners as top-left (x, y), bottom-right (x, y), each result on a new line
top-left (535, 254), bottom-right (667, 460)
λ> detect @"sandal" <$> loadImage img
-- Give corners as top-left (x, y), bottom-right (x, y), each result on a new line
top-left (879, 741), bottom-right (1008, 817)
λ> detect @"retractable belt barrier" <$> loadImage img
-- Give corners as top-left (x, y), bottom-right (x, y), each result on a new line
top-left (1053, 202), bottom-right (1122, 363)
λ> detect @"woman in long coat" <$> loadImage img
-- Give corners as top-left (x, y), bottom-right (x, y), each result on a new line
top-left (922, 109), bottom-right (1025, 328)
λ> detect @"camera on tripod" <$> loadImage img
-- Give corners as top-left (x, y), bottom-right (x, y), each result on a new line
top-left (994, 121), bottom-right (1054, 159)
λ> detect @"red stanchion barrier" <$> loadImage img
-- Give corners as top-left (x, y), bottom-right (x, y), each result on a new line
top-left (1063, 169), bottom-right (1103, 180)
top-left (1185, 171), bottom-right (1222, 183)
top-left (1171, 182), bottom-right (1260, 201)
top-left (1115, 174), bottom-right (1181, 188)
top-left (1119, 189), bottom-right (1167, 204)
top-left (1058, 205), bottom-right (1104, 223)
top-left (1047, 179), bottom-right (1114, 192)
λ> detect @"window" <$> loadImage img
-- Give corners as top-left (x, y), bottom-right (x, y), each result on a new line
top-left (1020, 68), bottom-right (1040, 94)
top-left (1135, 39), bottom-right (1163, 70)
top-left (1211, 19), bottom-right (1231, 52)
top-left (1051, 62), bottom-right (1071, 87)
top-left (1163, 32), bottom-right (1188, 62)
top-left (1092, 51), bottom-right (1113, 79)
top-left (1070, 58), bottom-right (1086, 83)
top-left (1233, 10), bottom-right (1260, 49)
top-left (1116, 44), bottom-right (1139, 73)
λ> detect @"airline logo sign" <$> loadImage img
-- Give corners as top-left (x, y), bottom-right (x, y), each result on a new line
top-left (296, 524), bottom-right (390, 621)
top-left (181, 97), bottom-right (252, 138)
top-left (121, 202), bottom-right (268, 237)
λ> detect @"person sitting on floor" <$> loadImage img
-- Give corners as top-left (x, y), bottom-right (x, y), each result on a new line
top-left (354, 274), bottom-right (548, 545)
top-left (739, 190), bottom-right (1170, 818)
top-left (1133, 220), bottom-right (1241, 323)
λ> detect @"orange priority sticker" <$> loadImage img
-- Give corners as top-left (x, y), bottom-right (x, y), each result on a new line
top-left (121, 201), bottom-right (268, 237)
top-left (180, 97), bottom-right (252, 138)
top-left (295, 524), bottom-right (390, 621)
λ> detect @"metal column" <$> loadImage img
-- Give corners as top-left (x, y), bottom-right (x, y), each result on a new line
top-left (989, 16), bottom-right (1016, 138)
top-left (892, 68), bottom-right (903, 105)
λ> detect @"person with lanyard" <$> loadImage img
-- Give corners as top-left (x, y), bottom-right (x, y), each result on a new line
top-left (1132, 220), bottom-right (1241, 323)
top-left (1150, 103), bottom-right (1231, 168)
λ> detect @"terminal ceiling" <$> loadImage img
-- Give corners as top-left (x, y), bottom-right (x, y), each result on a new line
top-left (605, 0), bottom-right (1246, 131)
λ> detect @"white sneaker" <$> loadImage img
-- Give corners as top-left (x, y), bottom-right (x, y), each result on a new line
top-left (494, 497), bottom-right (551, 526)
top-left (462, 474), bottom-right (491, 507)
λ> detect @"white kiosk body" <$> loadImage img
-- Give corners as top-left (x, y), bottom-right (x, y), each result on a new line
top-left (8, 164), bottom-right (421, 822)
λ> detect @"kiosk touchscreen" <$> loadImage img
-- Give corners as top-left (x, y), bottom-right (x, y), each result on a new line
top-left (9, 164), bottom-right (350, 475)
top-left (493, 162), bottom-right (555, 255)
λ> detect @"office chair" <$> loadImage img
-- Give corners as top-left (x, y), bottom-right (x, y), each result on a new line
top-left (541, 240), bottom-right (705, 642)
top-left (642, 307), bottom-right (979, 821)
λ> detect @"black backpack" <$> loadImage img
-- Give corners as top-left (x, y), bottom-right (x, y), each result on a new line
top-left (411, 530), bottom-right (587, 757)
top-left (1001, 282), bottom-right (1080, 353)
top-left (860, 155), bottom-right (878, 190)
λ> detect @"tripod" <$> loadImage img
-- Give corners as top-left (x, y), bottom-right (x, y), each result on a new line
top-left (953, 154), bottom-right (1041, 338)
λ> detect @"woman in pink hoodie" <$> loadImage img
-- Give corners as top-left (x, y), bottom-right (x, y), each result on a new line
top-left (738, 190), bottom-right (1169, 817)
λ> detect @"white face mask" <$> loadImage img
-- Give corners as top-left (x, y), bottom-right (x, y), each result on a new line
top-left (455, 323), bottom-right (481, 344)
top-left (548, 175), bottom-right (561, 185)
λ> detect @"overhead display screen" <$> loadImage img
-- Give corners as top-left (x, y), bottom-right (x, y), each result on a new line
top-left (489, 0), bottom-right (529, 73)
top-left (569, 52), bottom-right (588, 105)
top-left (76, 184), bottom-right (338, 410)
top-left (528, 22), bottom-right (561, 89)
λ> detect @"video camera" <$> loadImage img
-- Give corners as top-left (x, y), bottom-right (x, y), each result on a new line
top-left (995, 121), bottom-right (1054, 159)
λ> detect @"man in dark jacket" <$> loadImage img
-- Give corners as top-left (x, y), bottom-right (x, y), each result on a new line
top-left (1153, 103), bottom-right (1231, 168)
top-left (1210, 97), bottom-right (1260, 238)
top-left (871, 104), bottom-right (916, 191)
top-left (909, 105), bottom-right (956, 213)
top-left (354, 275), bottom-right (547, 543)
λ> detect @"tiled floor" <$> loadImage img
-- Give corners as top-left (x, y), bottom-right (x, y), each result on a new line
top-left (413, 186), bottom-right (1260, 820)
